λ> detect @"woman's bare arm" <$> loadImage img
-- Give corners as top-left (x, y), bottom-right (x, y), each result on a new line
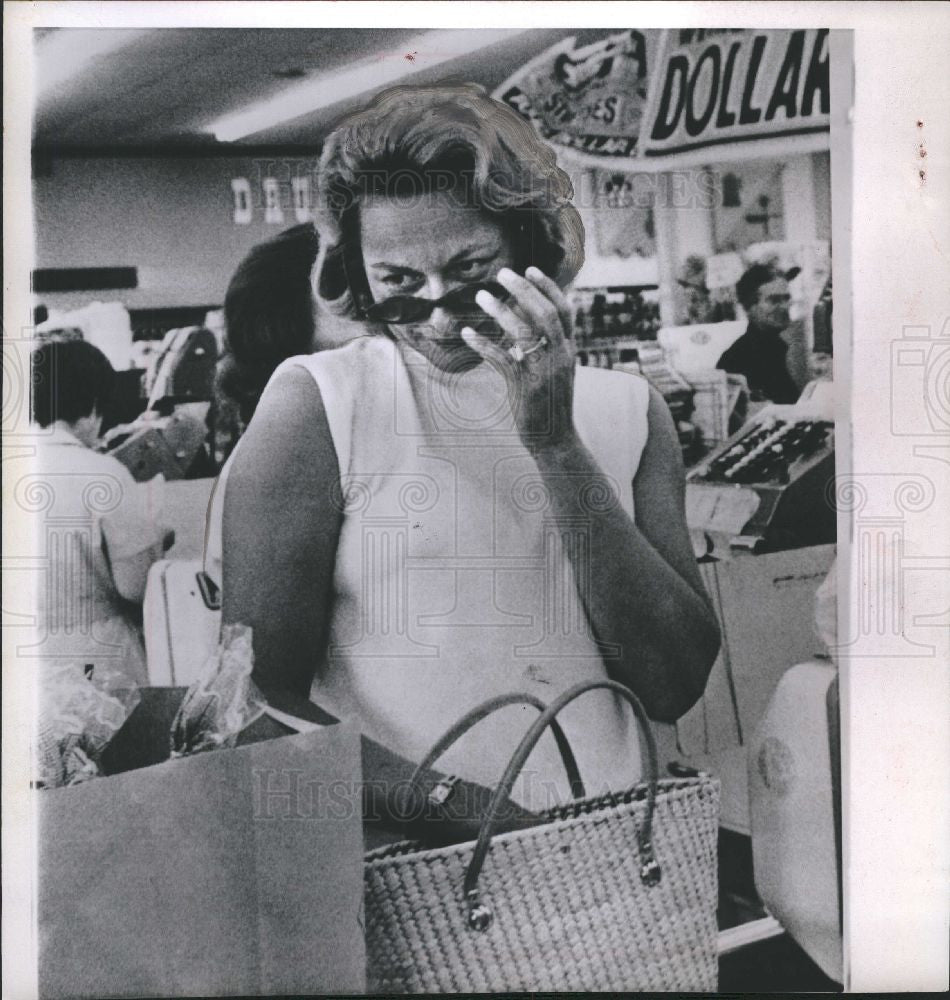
top-left (631, 385), bottom-right (714, 607)
top-left (222, 367), bottom-right (343, 696)
top-left (466, 265), bottom-right (720, 722)
top-left (532, 385), bottom-right (721, 723)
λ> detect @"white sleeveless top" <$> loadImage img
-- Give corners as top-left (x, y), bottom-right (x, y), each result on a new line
top-left (207, 335), bottom-right (652, 807)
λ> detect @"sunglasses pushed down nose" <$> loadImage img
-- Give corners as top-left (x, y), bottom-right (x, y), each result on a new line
top-left (364, 282), bottom-right (508, 325)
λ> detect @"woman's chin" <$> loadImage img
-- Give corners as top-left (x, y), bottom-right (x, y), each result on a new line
top-left (432, 343), bottom-right (485, 373)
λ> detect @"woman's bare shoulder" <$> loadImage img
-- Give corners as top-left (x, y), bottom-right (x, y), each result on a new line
top-left (229, 366), bottom-right (337, 488)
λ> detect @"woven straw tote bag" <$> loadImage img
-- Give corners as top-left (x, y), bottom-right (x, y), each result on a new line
top-left (364, 678), bottom-right (720, 992)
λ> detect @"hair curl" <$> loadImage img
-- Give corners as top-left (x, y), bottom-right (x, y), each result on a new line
top-left (313, 83), bottom-right (584, 317)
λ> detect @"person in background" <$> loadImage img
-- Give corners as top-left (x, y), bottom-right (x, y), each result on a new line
top-left (717, 263), bottom-right (802, 404)
top-left (29, 340), bottom-right (173, 683)
top-left (204, 223), bottom-right (322, 584)
top-left (677, 254), bottom-right (734, 325)
top-left (216, 83), bottom-right (720, 809)
top-left (216, 222), bottom-right (321, 429)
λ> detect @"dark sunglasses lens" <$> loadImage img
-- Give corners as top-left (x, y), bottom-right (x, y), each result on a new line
top-left (366, 282), bottom-right (507, 324)
top-left (366, 297), bottom-right (432, 324)
top-left (442, 282), bottom-right (506, 313)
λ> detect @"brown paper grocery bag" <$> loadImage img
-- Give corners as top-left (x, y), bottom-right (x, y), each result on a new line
top-left (38, 717), bottom-right (365, 998)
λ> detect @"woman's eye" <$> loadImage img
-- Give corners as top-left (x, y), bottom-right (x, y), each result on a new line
top-left (380, 273), bottom-right (418, 290)
top-left (453, 258), bottom-right (491, 277)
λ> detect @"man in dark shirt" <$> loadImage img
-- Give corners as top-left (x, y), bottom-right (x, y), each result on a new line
top-left (717, 263), bottom-right (802, 404)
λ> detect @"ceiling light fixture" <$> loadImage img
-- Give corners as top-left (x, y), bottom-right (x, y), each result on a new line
top-left (206, 27), bottom-right (529, 143)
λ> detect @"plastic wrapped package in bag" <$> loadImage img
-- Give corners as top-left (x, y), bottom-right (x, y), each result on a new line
top-left (36, 661), bottom-right (142, 788)
top-left (170, 622), bottom-right (266, 757)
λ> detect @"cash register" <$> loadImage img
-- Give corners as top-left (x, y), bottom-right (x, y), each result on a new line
top-left (686, 381), bottom-right (835, 552)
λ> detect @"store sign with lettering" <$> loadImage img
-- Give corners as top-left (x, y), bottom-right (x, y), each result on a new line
top-left (641, 28), bottom-right (830, 156)
top-left (230, 170), bottom-right (314, 224)
top-left (493, 30), bottom-right (657, 159)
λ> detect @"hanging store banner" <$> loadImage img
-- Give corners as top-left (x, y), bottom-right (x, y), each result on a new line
top-left (493, 30), bottom-right (656, 160)
top-left (641, 28), bottom-right (830, 157)
top-left (495, 28), bottom-right (830, 164)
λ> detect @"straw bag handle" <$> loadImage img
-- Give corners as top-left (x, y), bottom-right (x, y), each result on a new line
top-left (407, 692), bottom-right (586, 809)
top-left (463, 678), bottom-right (661, 932)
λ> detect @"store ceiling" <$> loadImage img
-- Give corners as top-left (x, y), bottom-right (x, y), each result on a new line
top-left (33, 27), bottom-right (603, 151)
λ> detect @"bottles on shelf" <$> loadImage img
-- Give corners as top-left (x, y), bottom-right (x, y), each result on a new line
top-left (570, 286), bottom-right (661, 346)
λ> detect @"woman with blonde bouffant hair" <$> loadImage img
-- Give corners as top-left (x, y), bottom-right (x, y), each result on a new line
top-left (213, 83), bottom-right (720, 808)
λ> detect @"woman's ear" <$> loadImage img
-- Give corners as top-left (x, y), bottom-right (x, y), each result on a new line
top-left (312, 240), bottom-right (368, 318)
top-left (315, 242), bottom-right (348, 301)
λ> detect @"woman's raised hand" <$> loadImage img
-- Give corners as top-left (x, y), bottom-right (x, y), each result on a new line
top-left (461, 267), bottom-right (578, 454)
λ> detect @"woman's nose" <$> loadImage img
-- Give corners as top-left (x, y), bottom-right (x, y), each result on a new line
top-left (423, 277), bottom-right (454, 332)
top-left (429, 305), bottom-right (454, 335)
top-left (424, 276), bottom-right (447, 301)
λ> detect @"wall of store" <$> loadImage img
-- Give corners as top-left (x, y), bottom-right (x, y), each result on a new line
top-left (33, 154), bottom-right (319, 312)
top-left (32, 149), bottom-right (832, 317)
top-left (711, 159), bottom-right (787, 250)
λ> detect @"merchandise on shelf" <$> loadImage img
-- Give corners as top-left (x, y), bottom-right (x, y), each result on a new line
top-left (576, 337), bottom-right (704, 465)
top-left (570, 286), bottom-right (661, 346)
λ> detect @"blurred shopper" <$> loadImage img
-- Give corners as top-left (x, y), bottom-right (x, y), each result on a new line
top-left (677, 254), bottom-right (735, 325)
top-left (29, 340), bottom-right (172, 682)
top-left (216, 222), bottom-right (321, 428)
top-left (205, 223), bottom-right (321, 581)
top-left (717, 263), bottom-right (801, 403)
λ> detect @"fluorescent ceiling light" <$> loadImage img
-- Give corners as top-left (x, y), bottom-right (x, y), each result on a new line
top-left (207, 28), bottom-right (529, 142)
top-left (35, 29), bottom-right (151, 97)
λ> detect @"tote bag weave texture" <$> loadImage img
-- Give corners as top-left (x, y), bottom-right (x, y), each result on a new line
top-left (364, 679), bottom-right (720, 992)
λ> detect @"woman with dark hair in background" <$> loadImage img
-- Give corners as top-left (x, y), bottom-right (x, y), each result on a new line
top-left (217, 222), bottom-right (321, 428)
top-left (215, 84), bottom-right (720, 808)
top-left (205, 222), bottom-right (321, 584)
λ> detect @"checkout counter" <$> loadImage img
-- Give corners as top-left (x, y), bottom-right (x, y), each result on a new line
top-left (686, 381), bottom-right (836, 555)
top-left (650, 378), bottom-right (841, 984)
top-left (665, 379), bottom-right (837, 834)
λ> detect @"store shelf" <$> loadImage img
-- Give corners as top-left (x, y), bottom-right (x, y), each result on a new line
top-left (717, 915), bottom-right (784, 956)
